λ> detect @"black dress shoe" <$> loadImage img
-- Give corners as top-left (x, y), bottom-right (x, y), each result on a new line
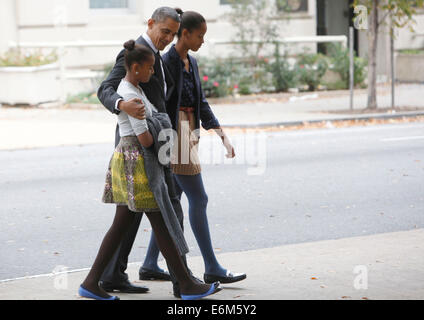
top-left (204, 271), bottom-right (247, 284)
top-left (139, 267), bottom-right (171, 281)
top-left (99, 280), bottom-right (149, 294)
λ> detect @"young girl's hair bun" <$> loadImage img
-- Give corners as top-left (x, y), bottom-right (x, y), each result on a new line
top-left (124, 40), bottom-right (136, 51)
top-left (175, 8), bottom-right (184, 15)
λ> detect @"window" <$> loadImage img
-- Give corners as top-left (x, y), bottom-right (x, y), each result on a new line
top-left (221, 0), bottom-right (308, 12)
top-left (276, 0), bottom-right (308, 12)
top-left (89, 0), bottom-right (128, 9)
top-left (220, 0), bottom-right (241, 4)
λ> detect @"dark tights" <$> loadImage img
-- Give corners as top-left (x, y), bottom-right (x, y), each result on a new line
top-left (81, 205), bottom-right (210, 298)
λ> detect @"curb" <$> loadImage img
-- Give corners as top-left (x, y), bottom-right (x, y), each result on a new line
top-left (220, 111), bottom-right (424, 129)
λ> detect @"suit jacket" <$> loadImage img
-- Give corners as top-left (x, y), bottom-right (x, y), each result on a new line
top-left (97, 35), bottom-right (175, 146)
top-left (162, 44), bottom-right (220, 132)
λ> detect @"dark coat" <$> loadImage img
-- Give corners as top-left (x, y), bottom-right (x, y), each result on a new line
top-left (97, 35), bottom-right (175, 146)
top-left (142, 112), bottom-right (188, 256)
top-left (162, 45), bottom-right (220, 132)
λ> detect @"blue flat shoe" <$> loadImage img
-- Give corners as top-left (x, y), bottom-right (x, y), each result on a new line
top-left (180, 282), bottom-right (221, 300)
top-left (78, 285), bottom-right (120, 301)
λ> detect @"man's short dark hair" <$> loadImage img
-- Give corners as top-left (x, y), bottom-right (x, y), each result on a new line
top-left (151, 7), bottom-right (181, 23)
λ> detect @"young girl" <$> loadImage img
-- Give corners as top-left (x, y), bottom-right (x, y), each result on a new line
top-left (143, 10), bottom-right (246, 285)
top-left (78, 40), bottom-right (220, 300)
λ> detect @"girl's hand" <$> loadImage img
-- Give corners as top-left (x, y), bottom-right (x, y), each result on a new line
top-left (223, 140), bottom-right (236, 158)
top-left (213, 127), bottom-right (235, 158)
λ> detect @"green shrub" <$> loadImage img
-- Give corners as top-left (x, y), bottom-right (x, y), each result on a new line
top-left (398, 48), bottom-right (424, 55)
top-left (0, 49), bottom-right (58, 67)
top-left (238, 76), bottom-right (253, 95)
top-left (196, 43), bottom-right (369, 97)
top-left (66, 92), bottom-right (100, 104)
top-left (326, 43), bottom-right (367, 88)
top-left (295, 52), bottom-right (329, 91)
top-left (268, 44), bottom-right (298, 92)
top-left (198, 57), bottom-right (234, 98)
top-left (323, 80), bottom-right (350, 91)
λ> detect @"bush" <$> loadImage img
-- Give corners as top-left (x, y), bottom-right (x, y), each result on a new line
top-left (196, 44), bottom-right (369, 98)
top-left (268, 45), bottom-right (298, 92)
top-left (295, 52), bottom-right (329, 91)
top-left (251, 56), bottom-right (274, 93)
top-left (0, 49), bottom-right (58, 67)
top-left (326, 43), bottom-right (367, 88)
top-left (66, 92), bottom-right (100, 104)
top-left (198, 57), bottom-right (235, 97)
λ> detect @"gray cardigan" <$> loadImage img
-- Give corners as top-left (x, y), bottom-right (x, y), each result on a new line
top-left (142, 112), bottom-right (189, 256)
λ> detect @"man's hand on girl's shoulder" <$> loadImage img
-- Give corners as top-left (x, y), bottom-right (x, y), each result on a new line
top-left (119, 98), bottom-right (146, 120)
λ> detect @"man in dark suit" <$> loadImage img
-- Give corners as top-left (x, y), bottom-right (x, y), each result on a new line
top-left (97, 7), bottom-right (189, 298)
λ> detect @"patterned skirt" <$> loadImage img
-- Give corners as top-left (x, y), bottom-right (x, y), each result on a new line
top-left (102, 136), bottom-right (159, 213)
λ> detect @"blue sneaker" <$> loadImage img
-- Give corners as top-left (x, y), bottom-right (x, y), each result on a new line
top-left (78, 285), bottom-right (120, 301)
top-left (180, 282), bottom-right (221, 300)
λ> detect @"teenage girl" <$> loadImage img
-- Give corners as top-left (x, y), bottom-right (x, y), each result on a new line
top-left (142, 10), bottom-right (246, 285)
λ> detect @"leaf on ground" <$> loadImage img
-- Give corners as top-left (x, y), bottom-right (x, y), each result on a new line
top-left (233, 294), bottom-right (255, 299)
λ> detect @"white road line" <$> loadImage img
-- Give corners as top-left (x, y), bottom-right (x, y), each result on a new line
top-left (381, 136), bottom-right (424, 142)
top-left (0, 262), bottom-right (142, 284)
top-left (0, 268), bottom-right (89, 283)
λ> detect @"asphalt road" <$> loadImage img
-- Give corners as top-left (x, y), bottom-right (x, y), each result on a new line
top-left (1, 122), bottom-right (423, 281)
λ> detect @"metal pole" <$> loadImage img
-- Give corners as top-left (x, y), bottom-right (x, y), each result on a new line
top-left (58, 45), bottom-right (66, 105)
top-left (391, 22), bottom-right (395, 109)
top-left (349, 27), bottom-right (354, 111)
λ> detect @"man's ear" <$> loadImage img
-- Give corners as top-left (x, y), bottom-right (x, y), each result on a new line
top-left (147, 18), bottom-right (155, 30)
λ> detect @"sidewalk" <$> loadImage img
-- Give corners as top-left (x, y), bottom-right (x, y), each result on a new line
top-left (1, 83), bottom-right (423, 150)
top-left (1, 229), bottom-right (423, 300)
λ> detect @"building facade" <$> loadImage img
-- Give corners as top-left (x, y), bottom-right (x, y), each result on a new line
top-left (1, 0), bottom-right (423, 91)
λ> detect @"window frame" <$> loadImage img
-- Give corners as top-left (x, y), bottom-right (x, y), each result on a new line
top-left (276, 0), bottom-right (309, 13)
top-left (89, 0), bottom-right (136, 14)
